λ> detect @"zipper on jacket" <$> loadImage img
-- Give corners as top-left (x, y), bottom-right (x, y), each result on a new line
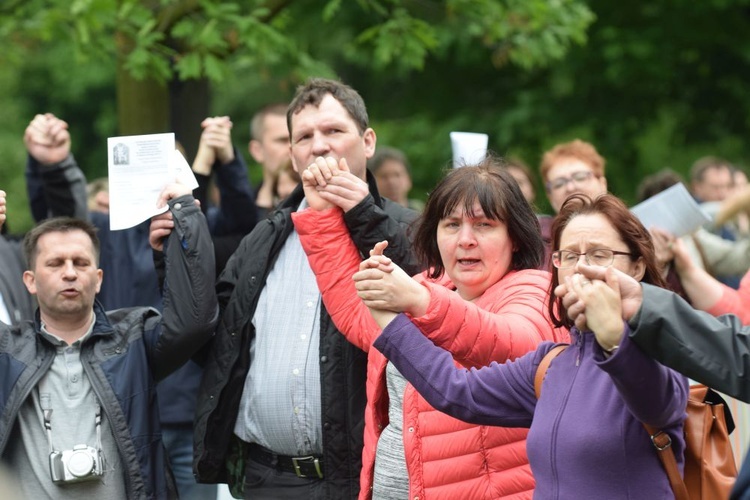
top-left (575, 332), bottom-right (584, 367)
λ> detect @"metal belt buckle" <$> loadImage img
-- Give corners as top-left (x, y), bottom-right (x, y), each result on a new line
top-left (292, 455), bottom-right (323, 479)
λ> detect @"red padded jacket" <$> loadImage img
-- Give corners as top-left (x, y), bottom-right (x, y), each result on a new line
top-left (293, 208), bottom-right (568, 500)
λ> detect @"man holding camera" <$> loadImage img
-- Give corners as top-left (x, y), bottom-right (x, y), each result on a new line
top-left (0, 184), bottom-right (217, 499)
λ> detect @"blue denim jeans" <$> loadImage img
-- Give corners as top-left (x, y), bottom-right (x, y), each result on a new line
top-left (162, 425), bottom-right (218, 500)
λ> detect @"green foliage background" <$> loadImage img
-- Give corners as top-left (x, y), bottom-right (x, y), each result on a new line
top-left (2, 0), bottom-right (750, 232)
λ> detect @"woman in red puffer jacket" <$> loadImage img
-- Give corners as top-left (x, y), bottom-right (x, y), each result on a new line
top-left (293, 157), bottom-right (568, 499)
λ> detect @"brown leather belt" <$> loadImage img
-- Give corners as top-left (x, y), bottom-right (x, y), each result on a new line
top-left (246, 443), bottom-right (324, 479)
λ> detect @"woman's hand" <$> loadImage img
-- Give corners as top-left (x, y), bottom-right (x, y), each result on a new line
top-left (567, 270), bottom-right (625, 352)
top-left (649, 227), bottom-right (676, 278)
top-left (367, 308), bottom-right (400, 330)
top-left (671, 237), bottom-right (695, 275)
top-left (354, 241), bottom-right (431, 318)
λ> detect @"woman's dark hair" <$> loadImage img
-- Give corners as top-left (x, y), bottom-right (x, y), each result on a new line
top-left (548, 193), bottom-right (667, 328)
top-left (413, 155), bottom-right (543, 279)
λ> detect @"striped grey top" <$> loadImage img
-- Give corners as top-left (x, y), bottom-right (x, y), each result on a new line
top-left (372, 361), bottom-right (409, 498)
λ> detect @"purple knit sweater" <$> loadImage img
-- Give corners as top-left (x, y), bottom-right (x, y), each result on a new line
top-left (373, 314), bottom-right (689, 499)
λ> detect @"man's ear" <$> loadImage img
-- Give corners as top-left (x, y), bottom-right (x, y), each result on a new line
top-left (249, 140), bottom-right (264, 163)
top-left (363, 128), bottom-right (376, 159)
top-left (23, 270), bottom-right (37, 295)
top-left (95, 269), bottom-right (103, 294)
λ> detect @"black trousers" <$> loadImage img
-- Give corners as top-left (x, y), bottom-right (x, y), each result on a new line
top-left (243, 454), bottom-right (326, 500)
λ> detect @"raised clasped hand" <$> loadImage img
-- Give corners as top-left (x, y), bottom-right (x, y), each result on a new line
top-left (353, 241), bottom-right (430, 319)
top-left (301, 156), bottom-right (346, 211)
top-left (24, 113), bottom-right (71, 165)
top-left (567, 272), bottom-right (624, 351)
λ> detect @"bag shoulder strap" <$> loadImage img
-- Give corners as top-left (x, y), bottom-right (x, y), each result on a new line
top-left (643, 424), bottom-right (690, 500)
top-left (534, 344), bottom-right (569, 399)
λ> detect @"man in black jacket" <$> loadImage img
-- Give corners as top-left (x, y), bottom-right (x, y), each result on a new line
top-left (151, 78), bottom-right (420, 499)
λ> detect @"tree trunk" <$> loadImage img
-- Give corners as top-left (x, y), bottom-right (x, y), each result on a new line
top-left (115, 33), bottom-right (169, 136)
top-left (169, 77), bottom-right (210, 163)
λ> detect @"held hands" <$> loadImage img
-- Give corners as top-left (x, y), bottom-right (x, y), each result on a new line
top-left (556, 263), bottom-right (644, 332)
top-left (301, 157), bottom-right (341, 211)
top-left (24, 113), bottom-right (71, 165)
top-left (149, 183), bottom-right (197, 252)
top-left (566, 272), bottom-right (624, 351)
top-left (353, 241), bottom-right (430, 322)
top-left (192, 116), bottom-right (234, 176)
top-left (302, 156), bottom-right (369, 212)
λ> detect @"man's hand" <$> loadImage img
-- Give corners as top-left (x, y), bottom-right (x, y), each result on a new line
top-left (301, 157), bottom-right (340, 211)
top-left (318, 171), bottom-right (370, 213)
top-left (24, 113), bottom-right (71, 165)
top-left (0, 190), bottom-right (6, 230)
top-left (301, 156), bottom-right (369, 212)
top-left (567, 272), bottom-right (624, 350)
top-left (150, 184), bottom-right (198, 251)
top-left (149, 212), bottom-right (174, 252)
top-left (557, 264), bottom-right (644, 330)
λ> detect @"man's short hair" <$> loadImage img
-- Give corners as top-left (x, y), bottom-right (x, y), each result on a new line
top-left (287, 78), bottom-right (369, 137)
top-left (250, 103), bottom-right (288, 141)
top-left (24, 217), bottom-right (100, 270)
top-left (368, 147), bottom-right (411, 175)
top-left (690, 156), bottom-right (733, 184)
top-left (636, 168), bottom-right (685, 202)
top-left (540, 139), bottom-right (605, 181)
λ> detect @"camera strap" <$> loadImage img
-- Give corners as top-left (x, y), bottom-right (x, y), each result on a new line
top-left (42, 404), bottom-right (103, 454)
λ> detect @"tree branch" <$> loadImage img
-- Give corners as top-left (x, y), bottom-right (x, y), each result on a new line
top-left (155, 0), bottom-right (201, 34)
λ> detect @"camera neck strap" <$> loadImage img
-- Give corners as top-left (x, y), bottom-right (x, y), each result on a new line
top-left (42, 404), bottom-right (102, 455)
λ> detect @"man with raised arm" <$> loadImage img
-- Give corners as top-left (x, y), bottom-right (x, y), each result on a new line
top-left (151, 78), bottom-right (419, 499)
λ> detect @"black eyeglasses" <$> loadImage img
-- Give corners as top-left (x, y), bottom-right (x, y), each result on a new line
top-left (546, 171), bottom-right (595, 191)
top-left (551, 248), bottom-right (634, 269)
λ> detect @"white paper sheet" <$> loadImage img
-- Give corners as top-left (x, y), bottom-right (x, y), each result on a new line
top-left (630, 183), bottom-right (712, 237)
top-left (108, 133), bottom-right (198, 231)
top-left (450, 132), bottom-right (488, 168)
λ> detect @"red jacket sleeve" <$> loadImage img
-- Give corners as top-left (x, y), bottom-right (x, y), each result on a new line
top-left (293, 207), bottom-right (380, 351)
top-left (410, 270), bottom-right (568, 367)
top-left (707, 270), bottom-right (750, 324)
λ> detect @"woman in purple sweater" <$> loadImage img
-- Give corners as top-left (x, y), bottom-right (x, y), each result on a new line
top-left (358, 194), bottom-right (689, 499)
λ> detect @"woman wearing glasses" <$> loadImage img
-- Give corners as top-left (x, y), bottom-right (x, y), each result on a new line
top-left (361, 193), bottom-right (688, 499)
top-left (293, 158), bottom-right (567, 499)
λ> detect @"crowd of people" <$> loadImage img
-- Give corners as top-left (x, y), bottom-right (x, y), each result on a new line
top-left (1, 76), bottom-right (750, 500)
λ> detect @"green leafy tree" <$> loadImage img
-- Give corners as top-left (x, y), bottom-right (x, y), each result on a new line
top-left (0, 0), bottom-right (594, 230)
top-left (1, 0), bottom-right (594, 135)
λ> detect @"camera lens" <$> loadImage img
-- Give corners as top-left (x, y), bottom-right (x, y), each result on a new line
top-left (68, 450), bottom-right (95, 477)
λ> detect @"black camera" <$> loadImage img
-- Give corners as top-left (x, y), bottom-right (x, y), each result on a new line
top-left (49, 444), bottom-right (104, 484)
